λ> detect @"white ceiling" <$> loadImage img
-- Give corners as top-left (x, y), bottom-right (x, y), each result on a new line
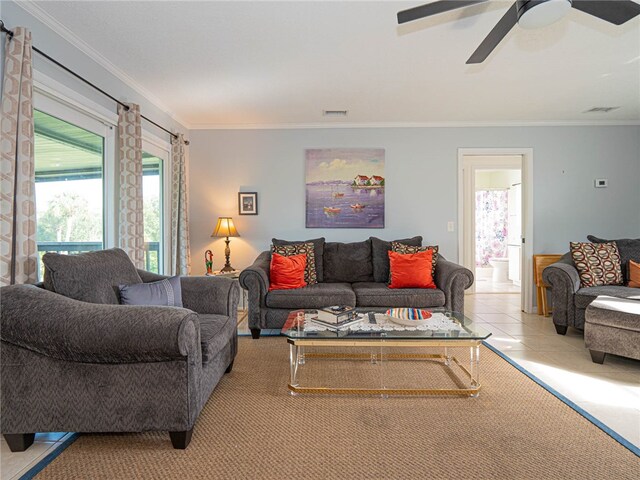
top-left (27, 0), bottom-right (640, 128)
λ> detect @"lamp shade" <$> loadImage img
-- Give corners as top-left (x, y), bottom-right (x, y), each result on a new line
top-left (212, 217), bottom-right (240, 238)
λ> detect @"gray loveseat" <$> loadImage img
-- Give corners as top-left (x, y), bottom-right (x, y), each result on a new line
top-left (543, 236), bottom-right (640, 335)
top-left (239, 237), bottom-right (474, 338)
top-left (1, 249), bottom-right (239, 451)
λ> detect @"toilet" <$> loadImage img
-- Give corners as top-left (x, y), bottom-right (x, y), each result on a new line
top-left (489, 257), bottom-right (509, 283)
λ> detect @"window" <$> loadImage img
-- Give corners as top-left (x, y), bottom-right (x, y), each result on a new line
top-left (142, 137), bottom-right (170, 274)
top-left (33, 80), bottom-right (171, 277)
top-left (142, 152), bottom-right (163, 273)
top-left (34, 109), bottom-right (107, 277)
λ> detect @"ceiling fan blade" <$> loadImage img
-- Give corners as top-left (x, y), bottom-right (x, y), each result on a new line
top-left (397, 0), bottom-right (488, 24)
top-left (572, 0), bottom-right (640, 25)
top-left (466, 2), bottom-right (518, 64)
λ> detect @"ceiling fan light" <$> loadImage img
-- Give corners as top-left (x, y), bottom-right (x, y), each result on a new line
top-left (517, 0), bottom-right (572, 29)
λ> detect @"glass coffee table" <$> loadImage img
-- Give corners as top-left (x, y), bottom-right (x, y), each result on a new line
top-left (281, 309), bottom-right (491, 397)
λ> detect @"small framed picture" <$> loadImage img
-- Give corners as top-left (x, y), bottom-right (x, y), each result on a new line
top-left (238, 192), bottom-right (258, 215)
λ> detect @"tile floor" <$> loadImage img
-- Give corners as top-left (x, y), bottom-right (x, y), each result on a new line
top-left (466, 293), bottom-right (640, 449)
top-left (0, 433), bottom-right (73, 480)
top-left (2, 294), bottom-right (638, 479)
top-left (475, 267), bottom-right (521, 293)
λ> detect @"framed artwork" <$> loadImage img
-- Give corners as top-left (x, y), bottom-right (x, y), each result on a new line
top-left (238, 192), bottom-right (258, 215)
top-left (305, 148), bottom-right (385, 228)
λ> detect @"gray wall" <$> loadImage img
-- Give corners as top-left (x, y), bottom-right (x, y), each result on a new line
top-left (189, 125), bottom-right (640, 274)
top-left (1, 1), bottom-right (187, 138)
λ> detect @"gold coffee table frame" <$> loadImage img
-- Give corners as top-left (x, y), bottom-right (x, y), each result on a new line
top-left (287, 337), bottom-right (482, 397)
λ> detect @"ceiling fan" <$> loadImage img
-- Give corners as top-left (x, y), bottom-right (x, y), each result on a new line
top-left (397, 0), bottom-right (640, 64)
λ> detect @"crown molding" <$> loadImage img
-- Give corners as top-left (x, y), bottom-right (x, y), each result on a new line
top-left (189, 119), bottom-right (640, 130)
top-left (16, 0), bottom-right (192, 130)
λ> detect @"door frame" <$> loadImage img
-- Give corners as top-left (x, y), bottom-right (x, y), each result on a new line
top-left (457, 148), bottom-right (534, 313)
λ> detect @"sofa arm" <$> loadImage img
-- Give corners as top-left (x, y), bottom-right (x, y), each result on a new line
top-left (0, 285), bottom-right (200, 364)
top-left (434, 257), bottom-right (474, 313)
top-left (239, 251), bottom-right (271, 330)
top-left (180, 276), bottom-right (239, 317)
top-left (136, 269), bottom-right (240, 317)
top-left (542, 254), bottom-right (580, 330)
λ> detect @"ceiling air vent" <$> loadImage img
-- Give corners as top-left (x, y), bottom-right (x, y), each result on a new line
top-left (583, 107), bottom-right (620, 113)
top-left (322, 110), bottom-right (348, 117)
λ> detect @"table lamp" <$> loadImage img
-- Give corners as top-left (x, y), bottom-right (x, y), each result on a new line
top-left (212, 217), bottom-right (240, 272)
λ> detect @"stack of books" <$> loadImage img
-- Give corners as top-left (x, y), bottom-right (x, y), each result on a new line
top-left (311, 305), bottom-right (361, 330)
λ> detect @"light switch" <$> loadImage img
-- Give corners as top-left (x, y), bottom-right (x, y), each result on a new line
top-left (594, 179), bottom-right (608, 188)
top-left (447, 221), bottom-right (455, 232)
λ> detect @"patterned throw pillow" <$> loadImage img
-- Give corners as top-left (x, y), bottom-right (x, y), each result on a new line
top-left (391, 242), bottom-right (439, 280)
top-left (570, 242), bottom-right (623, 288)
top-left (271, 242), bottom-right (317, 285)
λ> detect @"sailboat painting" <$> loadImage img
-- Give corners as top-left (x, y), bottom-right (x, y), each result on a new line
top-left (305, 148), bottom-right (385, 228)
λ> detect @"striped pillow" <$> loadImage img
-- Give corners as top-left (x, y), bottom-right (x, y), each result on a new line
top-left (271, 242), bottom-right (318, 285)
top-left (119, 275), bottom-right (183, 307)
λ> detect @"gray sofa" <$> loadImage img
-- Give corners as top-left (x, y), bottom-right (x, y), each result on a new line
top-left (0, 249), bottom-right (239, 451)
top-left (543, 236), bottom-right (640, 335)
top-left (239, 237), bottom-right (474, 338)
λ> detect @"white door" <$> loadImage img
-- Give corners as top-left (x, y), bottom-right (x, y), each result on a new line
top-left (507, 184), bottom-right (522, 284)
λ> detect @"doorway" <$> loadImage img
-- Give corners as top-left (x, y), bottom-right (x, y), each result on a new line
top-left (474, 167), bottom-right (521, 293)
top-left (458, 149), bottom-right (534, 313)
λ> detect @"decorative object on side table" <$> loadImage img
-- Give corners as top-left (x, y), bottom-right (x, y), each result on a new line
top-left (212, 217), bottom-right (240, 272)
top-left (205, 249), bottom-right (214, 275)
top-left (238, 192), bottom-right (258, 215)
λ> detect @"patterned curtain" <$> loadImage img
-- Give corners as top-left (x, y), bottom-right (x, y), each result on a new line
top-left (475, 190), bottom-right (509, 267)
top-left (171, 134), bottom-right (191, 275)
top-left (117, 103), bottom-right (145, 268)
top-left (0, 27), bottom-right (37, 286)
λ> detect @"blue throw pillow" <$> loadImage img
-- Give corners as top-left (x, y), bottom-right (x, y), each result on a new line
top-left (119, 276), bottom-right (183, 307)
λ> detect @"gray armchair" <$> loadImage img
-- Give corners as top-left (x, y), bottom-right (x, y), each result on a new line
top-left (1, 250), bottom-right (239, 451)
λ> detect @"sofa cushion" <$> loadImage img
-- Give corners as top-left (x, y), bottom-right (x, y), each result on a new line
top-left (587, 236), bottom-right (640, 283)
top-left (119, 275), bottom-right (183, 307)
top-left (352, 282), bottom-right (446, 308)
top-left (370, 236), bottom-right (422, 282)
top-left (575, 286), bottom-right (640, 309)
top-left (570, 241), bottom-right (623, 288)
top-left (43, 248), bottom-right (142, 304)
top-left (323, 240), bottom-right (374, 283)
top-left (266, 283), bottom-right (355, 309)
top-left (271, 242), bottom-right (317, 285)
top-left (198, 314), bottom-right (234, 365)
top-left (273, 237), bottom-right (325, 282)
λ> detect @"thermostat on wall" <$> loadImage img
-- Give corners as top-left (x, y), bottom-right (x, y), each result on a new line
top-left (594, 179), bottom-right (608, 188)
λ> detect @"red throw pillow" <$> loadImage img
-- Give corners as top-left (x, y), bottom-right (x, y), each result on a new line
top-left (388, 250), bottom-right (435, 289)
top-left (269, 253), bottom-right (307, 291)
top-left (629, 260), bottom-right (640, 288)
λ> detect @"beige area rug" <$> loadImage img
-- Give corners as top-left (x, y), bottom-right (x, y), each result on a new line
top-left (36, 338), bottom-right (639, 479)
